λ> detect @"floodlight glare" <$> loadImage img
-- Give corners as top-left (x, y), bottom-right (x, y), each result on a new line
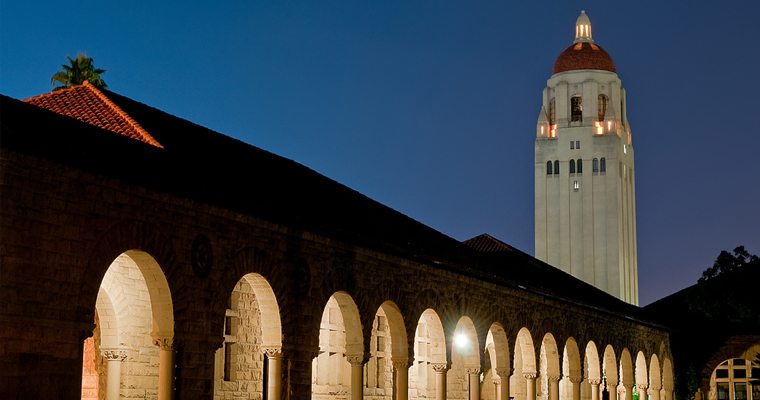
top-left (454, 333), bottom-right (468, 349)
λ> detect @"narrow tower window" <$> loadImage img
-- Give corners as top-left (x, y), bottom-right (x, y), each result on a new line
top-left (570, 159), bottom-right (576, 174)
top-left (571, 96), bottom-right (582, 122)
top-left (554, 160), bottom-right (560, 175)
top-left (549, 98), bottom-right (556, 126)
top-left (593, 158), bottom-right (599, 172)
top-left (570, 141), bottom-right (574, 149)
top-left (577, 159), bottom-right (583, 173)
top-left (598, 94), bottom-right (608, 122)
top-left (547, 161), bottom-right (553, 175)
top-left (600, 157), bottom-right (606, 172)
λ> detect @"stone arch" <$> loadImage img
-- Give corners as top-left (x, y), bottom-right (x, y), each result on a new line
top-left (649, 354), bottom-right (662, 395)
top-left (511, 327), bottom-right (536, 400)
top-left (563, 338), bottom-right (582, 379)
top-left (603, 345), bottom-right (620, 398)
top-left (486, 323), bottom-right (511, 372)
top-left (330, 291), bottom-right (364, 357)
top-left (585, 341), bottom-right (601, 381)
top-left (661, 357), bottom-right (674, 398)
top-left (516, 327), bottom-right (537, 374)
top-left (241, 273), bottom-right (282, 349)
top-left (378, 301), bottom-right (409, 361)
top-left (453, 316), bottom-right (480, 368)
top-left (418, 308), bottom-right (447, 364)
top-left (562, 338), bottom-right (582, 400)
top-left (95, 286), bottom-right (119, 349)
top-left (79, 220), bottom-right (178, 326)
top-left (410, 308), bottom-right (447, 400)
top-left (619, 349), bottom-right (634, 391)
top-left (635, 351), bottom-right (648, 390)
top-left (89, 250), bottom-right (174, 400)
top-left (540, 333), bottom-right (560, 400)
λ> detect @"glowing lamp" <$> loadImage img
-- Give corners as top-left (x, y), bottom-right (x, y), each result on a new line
top-left (454, 333), bottom-right (468, 349)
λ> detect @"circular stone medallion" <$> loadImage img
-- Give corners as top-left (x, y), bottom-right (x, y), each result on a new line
top-left (191, 234), bottom-right (213, 279)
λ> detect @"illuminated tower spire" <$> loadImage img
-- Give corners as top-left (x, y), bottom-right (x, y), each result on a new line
top-left (574, 10), bottom-right (593, 43)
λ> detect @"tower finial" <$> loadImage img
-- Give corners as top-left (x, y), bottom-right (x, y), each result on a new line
top-left (574, 10), bottom-right (593, 44)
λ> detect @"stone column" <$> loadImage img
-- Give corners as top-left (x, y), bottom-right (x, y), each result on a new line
top-left (265, 349), bottom-right (285, 400)
top-left (607, 380), bottom-right (618, 400)
top-left (347, 356), bottom-right (366, 400)
top-left (495, 368), bottom-right (510, 400)
top-left (524, 373), bottom-right (537, 400)
top-left (432, 363), bottom-right (449, 400)
top-left (589, 379), bottom-right (601, 400)
top-left (467, 368), bottom-right (481, 400)
top-left (102, 350), bottom-right (127, 400)
top-left (153, 337), bottom-right (176, 400)
top-left (637, 385), bottom-right (649, 400)
top-left (623, 385), bottom-right (634, 400)
top-left (570, 378), bottom-right (583, 400)
top-left (547, 375), bottom-right (561, 400)
top-left (393, 359), bottom-right (410, 400)
top-left (649, 385), bottom-right (661, 400)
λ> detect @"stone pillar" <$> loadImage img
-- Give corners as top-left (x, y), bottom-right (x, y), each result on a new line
top-left (637, 385), bottom-right (649, 400)
top-left (589, 380), bottom-right (601, 400)
top-left (153, 337), bottom-right (176, 400)
top-left (347, 356), bottom-right (366, 400)
top-left (524, 373), bottom-right (537, 400)
top-left (547, 375), bottom-right (561, 400)
top-left (607, 381), bottom-right (618, 400)
top-left (468, 368), bottom-right (481, 400)
top-left (393, 359), bottom-right (410, 400)
top-left (102, 350), bottom-right (127, 400)
top-left (496, 368), bottom-right (510, 400)
top-left (623, 385), bottom-right (634, 400)
top-left (432, 363), bottom-right (449, 400)
top-left (265, 348), bottom-right (285, 400)
top-left (570, 378), bottom-right (583, 400)
top-left (650, 385), bottom-right (661, 400)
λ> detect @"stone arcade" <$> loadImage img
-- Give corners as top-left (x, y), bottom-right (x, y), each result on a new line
top-left (0, 12), bottom-right (679, 400)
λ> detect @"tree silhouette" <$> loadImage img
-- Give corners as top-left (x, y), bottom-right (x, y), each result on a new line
top-left (51, 53), bottom-right (107, 91)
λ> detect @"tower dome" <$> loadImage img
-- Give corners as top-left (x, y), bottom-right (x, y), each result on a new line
top-left (552, 11), bottom-right (616, 74)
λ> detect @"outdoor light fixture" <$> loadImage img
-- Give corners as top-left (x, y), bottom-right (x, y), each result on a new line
top-left (454, 333), bottom-right (468, 349)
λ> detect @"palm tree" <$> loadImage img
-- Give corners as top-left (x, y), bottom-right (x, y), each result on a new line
top-left (50, 53), bottom-right (108, 91)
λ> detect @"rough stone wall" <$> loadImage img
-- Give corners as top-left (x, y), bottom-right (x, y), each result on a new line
top-left (82, 337), bottom-right (98, 400)
top-left (214, 278), bottom-right (265, 400)
top-left (99, 254), bottom-right (159, 400)
top-left (0, 148), bottom-right (673, 400)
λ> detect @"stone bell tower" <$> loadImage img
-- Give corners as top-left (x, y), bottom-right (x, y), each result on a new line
top-left (534, 11), bottom-right (638, 305)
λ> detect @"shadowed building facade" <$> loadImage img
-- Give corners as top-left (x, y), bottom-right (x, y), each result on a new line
top-left (535, 11), bottom-right (638, 305)
top-left (0, 13), bottom-right (678, 400)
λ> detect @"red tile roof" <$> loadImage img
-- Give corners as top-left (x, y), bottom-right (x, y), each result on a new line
top-left (462, 233), bottom-right (514, 253)
top-left (552, 42), bottom-right (616, 75)
top-left (23, 81), bottom-right (162, 148)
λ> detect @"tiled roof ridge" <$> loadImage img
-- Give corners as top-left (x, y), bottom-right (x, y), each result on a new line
top-left (462, 233), bottom-right (514, 253)
top-left (23, 81), bottom-right (163, 149)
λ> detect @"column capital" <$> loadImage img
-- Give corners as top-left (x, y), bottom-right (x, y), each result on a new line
top-left (589, 379), bottom-right (602, 386)
top-left (431, 363), bottom-right (449, 373)
top-left (637, 385), bottom-right (649, 391)
top-left (263, 348), bottom-right (285, 359)
top-left (547, 375), bottom-right (561, 382)
top-left (346, 355), bottom-right (366, 366)
top-left (495, 368), bottom-right (511, 378)
top-left (569, 377), bottom-right (583, 384)
top-left (392, 360), bottom-right (410, 370)
top-left (153, 337), bottom-right (178, 350)
top-left (467, 367), bottom-right (481, 376)
top-left (102, 350), bottom-right (127, 361)
top-left (523, 373), bottom-right (538, 380)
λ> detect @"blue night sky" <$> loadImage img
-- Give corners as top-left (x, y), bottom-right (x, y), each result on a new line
top-left (2, 1), bottom-right (758, 306)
